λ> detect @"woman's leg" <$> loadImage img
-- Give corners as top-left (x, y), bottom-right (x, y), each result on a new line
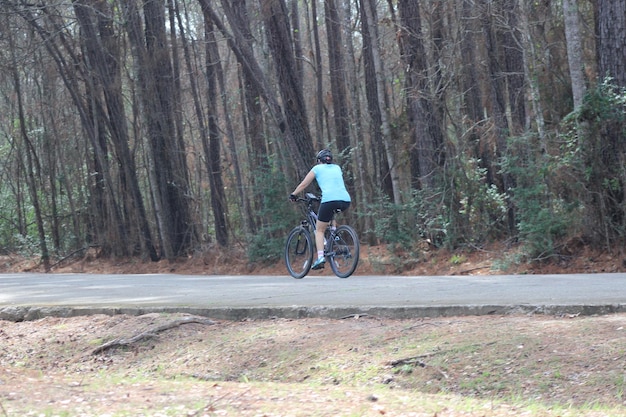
top-left (315, 220), bottom-right (328, 256)
top-left (313, 201), bottom-right (345, 269)
top-left (313, 220), bottom-right (329, 269)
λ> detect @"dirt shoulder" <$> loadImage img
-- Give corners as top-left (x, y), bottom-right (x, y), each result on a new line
top-left (2, 313), bottom-right (626, 416)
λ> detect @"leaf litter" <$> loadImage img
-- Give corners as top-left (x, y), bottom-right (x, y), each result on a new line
top-left (1, 312), bottom-right (626, 416)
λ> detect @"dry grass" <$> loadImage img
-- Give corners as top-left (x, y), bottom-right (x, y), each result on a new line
top-left (1, 313), bottom-right (626, 416)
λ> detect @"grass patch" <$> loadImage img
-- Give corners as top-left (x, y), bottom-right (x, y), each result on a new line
top-left (3, 314), bottom-right (626, 416)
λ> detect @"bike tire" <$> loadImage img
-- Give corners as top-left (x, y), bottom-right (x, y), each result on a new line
top-left (328, 225), bottom-right (359, 278)
top-left (284, 226), bottom-right (314, 279)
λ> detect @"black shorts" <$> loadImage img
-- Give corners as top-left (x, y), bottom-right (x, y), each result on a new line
top-left (318, 200), bottom-right (351, 223)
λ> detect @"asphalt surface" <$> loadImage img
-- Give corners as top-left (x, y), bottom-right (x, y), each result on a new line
top-left (1, 272), bottom-right (625, 321)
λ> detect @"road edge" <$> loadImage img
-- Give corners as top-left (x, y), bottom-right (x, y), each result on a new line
top-left (1, 303), bottom-right (624, 321)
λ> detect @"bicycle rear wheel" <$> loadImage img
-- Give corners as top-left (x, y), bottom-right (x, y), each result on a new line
top-left (284, 226), bottom-right (314, 279)
top-left (329, 225), bottom-right (359, 278)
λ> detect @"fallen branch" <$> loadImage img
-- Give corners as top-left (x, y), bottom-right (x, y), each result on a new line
top-left (388, 355), bottom-right (429, 368)
top-left (388, 353), bottom-right (449, 379)
top-left (401, 321), bottom-right (442, 332)
top-left (339, 313), bottom-right (376, 320)
top-left (50, 245), bottom-right (100, 270)
top-left (451, 264), bottom-right (491, 275)
top-left (92, 316), bottom-right (216, 355)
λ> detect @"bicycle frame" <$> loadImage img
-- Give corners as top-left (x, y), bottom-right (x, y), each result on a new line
top-left (298, 193), bottom-right (337, 243)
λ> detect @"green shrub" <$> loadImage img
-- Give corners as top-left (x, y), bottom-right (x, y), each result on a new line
top-left (364, 189), bottom-right (447, 247)
top-left (557, 77), bottom-right (626, 249)
top-left (445, 157), bottom-right (508, 246)
top-left (247, 167), bottom-right (300, 263)
top-left (503, 133), bottom-right (580, 259)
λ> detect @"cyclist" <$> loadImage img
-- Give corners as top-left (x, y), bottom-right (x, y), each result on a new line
top-left (289, 149), bottom-right (351, 269)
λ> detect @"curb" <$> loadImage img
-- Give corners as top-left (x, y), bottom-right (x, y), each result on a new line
top-left (2, 304), bottom-right (624, 322)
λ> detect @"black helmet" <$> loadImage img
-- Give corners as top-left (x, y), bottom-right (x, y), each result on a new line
top-left (316, 149), bottom-right (333, 164)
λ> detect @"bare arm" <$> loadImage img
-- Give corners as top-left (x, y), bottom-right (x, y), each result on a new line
top-left (291, 170), bottom-right (316, 196)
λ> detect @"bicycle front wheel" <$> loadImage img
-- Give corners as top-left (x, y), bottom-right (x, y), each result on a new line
top-left (329, 225), bottom-right (359, 278)
top-left (284, 226), bottom-right (314, 279)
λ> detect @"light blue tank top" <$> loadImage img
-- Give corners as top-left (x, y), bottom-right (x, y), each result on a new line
top-left (312, 164), bottom-right (351, 203)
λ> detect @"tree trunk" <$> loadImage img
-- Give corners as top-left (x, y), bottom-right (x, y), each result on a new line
top-left (75, 0), bottom-right (158, 260)
top-left (596, 0), bottom-right (626, 86)
top-left (201, 0), bottom-right (311, 177)
top-left (518, 0), bottom-right (546, 147)
top-left (584, 0), bottom-right (626, 247)
top-left (361, 0), bottom-right (400, 203)
top-left (10, 1), bottom-right (114, 256)
top-left (123, 0), bottom-right (194, 259)
top-left (343, 0), bottom-right (371, 235)
top-left (311, 0), bottom-right (325, 149)
top-left (479, 0), bottom-right (517, 233)
top-left (261, 0), bottom-right (315, 177)
top-left (563, 0), bottom-right (586, 110)
top-left (218, 0), bottom-right (266, 234)
top-left (210, 1), bottom-right (254, 240)
top-left (7, 27), bottom-right (50, 271)
top-left (324, 0), bottom-right (353, 192)
top-left (204, 16), bottom-right (229, 247)
top-left (290, 0), bottom-right (304, 87)
top-left (397, 0), bottom-right (445, 191)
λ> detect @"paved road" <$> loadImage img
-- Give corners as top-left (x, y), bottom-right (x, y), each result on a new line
top-left (1, 273), bottom-right (625, 321)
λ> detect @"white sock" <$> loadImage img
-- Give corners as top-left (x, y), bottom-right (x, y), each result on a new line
top-left (317, 251), bottom-right (324, 259)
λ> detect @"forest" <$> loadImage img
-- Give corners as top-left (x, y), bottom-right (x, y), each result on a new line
top-left (0, 0), bottom-right (625, 271)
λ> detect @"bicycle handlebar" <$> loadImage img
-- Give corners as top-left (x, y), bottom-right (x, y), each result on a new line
top-left (292, 193), bottom-right (320, 204)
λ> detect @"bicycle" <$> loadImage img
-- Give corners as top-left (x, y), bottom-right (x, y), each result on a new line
top-left (284, 193), bottom-right (360, 279)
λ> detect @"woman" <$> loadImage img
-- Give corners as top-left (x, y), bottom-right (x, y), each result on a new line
top-left (289, 149), bottom-right (351, 269)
